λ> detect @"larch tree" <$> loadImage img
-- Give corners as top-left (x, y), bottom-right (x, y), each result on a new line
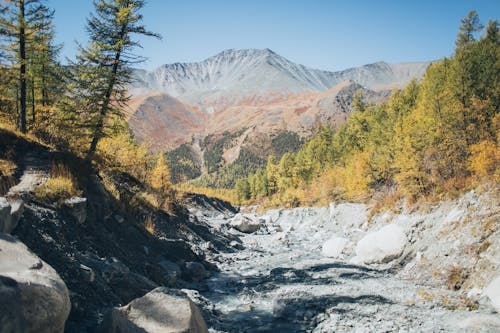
top-left (72, 0), bottom-right (160, 160)
top-left (0, 0), bottom-right (57, 132)
top-left (455, 10), bottom-right (483, 49)
top-left (150, 153), bottom-right (172, 205)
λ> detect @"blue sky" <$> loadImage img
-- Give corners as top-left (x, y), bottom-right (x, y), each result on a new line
top-left (50, 0), bottom-right (499, 71)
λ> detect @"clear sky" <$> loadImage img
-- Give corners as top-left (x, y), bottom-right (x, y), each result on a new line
top-left (50, 0), bottom-right (499, 71)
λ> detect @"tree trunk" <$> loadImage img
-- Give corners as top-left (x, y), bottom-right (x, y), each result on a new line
top-left (31, 75), bottom-right (35, 123)
top-left (86, 49), bottom-right (122, 159)
top-left (19, 0), bottom-right (26, 133)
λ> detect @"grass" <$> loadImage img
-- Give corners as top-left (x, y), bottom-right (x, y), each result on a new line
top-left (144, 215), bottom-right (155, 235)
top-left (34, 162), bottom-right (81, 205)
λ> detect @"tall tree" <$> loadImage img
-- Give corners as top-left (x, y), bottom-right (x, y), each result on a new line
top-left (0, 0), bottom-right (57, 132)
top-left (455, 10), bottom-right (483, 49)
top-left (73, 0), bottom-right (160, 159)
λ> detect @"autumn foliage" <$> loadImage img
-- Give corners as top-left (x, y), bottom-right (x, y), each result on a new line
top-left (235, 14), bottom-right (499, 206)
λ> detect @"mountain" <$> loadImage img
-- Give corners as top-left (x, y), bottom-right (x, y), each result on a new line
top-left (130, 48), bottom-right (430, 111)
top-left (127, 49), bottom-right (430, 181)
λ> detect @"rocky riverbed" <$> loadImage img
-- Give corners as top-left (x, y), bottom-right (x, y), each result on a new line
top-left (188, 190), bottom-right (500, 333)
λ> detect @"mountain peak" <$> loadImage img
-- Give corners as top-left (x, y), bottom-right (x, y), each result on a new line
top-left (131, 50), bottom-right (430, 109)
top-left (208, 48), bottom-right (277, 61)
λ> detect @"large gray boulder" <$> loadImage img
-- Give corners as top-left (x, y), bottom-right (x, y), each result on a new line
top-left (101, 287), bottom-right (208, 333)
top-left (0, 197), bottom-right (24, 234)
top-left (229, 213), bottom-right (262, 233)
top-left (0, 233), bottom-right (71, 333)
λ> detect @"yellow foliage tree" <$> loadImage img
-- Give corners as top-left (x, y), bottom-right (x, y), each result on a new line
top-left (468, 140), bottom-right (499, 180)
top-left (150, 154), bottom-right (172, 208)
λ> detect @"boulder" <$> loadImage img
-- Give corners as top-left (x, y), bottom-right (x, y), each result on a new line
top-left (321, 236), bottom-right (348, 258)
top-left (229, 213), bottom-right (261, 233)
top-left (183, 262), bottom-right (208, 282)
top-left (62, 196), bottom-right (87, 224)
top-left (158, 260), bottom-right (182, 285)
top-left (0, 197), bottom-right (11, 231)
top-left (354, 224), bottom-right (407, 264)
top-left (101, 287), bottom-right (208, 333)
top-left (484, 276), bottom-right (500, 313)
top-left (0, 197), bottom-right (24, 234)
top-left (0, 233), bottom-right (71, 333)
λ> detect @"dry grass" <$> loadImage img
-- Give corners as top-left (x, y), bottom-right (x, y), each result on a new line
top-left (446, 266), bottom-right (468, 291)
top-left (0, 159), bottom-right (16, 177)
top-left (368, 188), bottom-right (403, 222)
top-left (34, 162), bottom-right (81, 205)
top-left (144, 215), bottom-right (155, 235)
top-left (176, 183), bottom-right (237, 205)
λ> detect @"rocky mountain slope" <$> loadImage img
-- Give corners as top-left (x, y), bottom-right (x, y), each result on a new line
top-left (0, 129), bottom-right (239, 332)
top-left (130, 48), bottom-right (429, 110)
top-left (126, 49), bottom-right (428, 182)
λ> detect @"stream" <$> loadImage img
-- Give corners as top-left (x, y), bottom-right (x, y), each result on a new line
top-left (188, 205), bottom-right (500, 333)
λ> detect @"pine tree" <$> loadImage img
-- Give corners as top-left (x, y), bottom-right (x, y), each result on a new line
top-left (71, 0), bottom-right (159, 159)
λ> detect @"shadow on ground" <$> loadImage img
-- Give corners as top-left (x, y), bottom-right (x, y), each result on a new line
top-left (202, 262), bottom-right (393, 332)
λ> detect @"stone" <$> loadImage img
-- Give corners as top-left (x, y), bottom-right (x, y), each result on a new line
top-left (321, 236), bottom-right (349, 258)
top-left (354, 224), bottom-right (408, 264)
top-left (229, 213), bottom-right (261, 233)
top-left (0, 197), bottom-right (24, 234)
top-left (101, 287), bottom-right (208, 333)
top-left (63, 197), bottom-right (87, 224)
top-left (79, 264), bottom-right (95, 283)
top-left (0, 233), bottom-right (71, 333)
top-left (113, 214), bottom-right (124, 224)
top-left (157, 260), bottom-right (182, 286)
top-left (183, 261), bottom-right (208, 282)
top-left (484, 276), bottom-right (500, 313)
top-left (0, 275), bottom-right (22, 332)
top-left (0, 197), bottom-right (11, 233)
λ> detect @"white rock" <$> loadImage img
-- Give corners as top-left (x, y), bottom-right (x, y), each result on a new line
top-left (354, 224), bottom-right (407, 264)
top-left (321, 236), bottom-right (348, 258)
top-left (484, 276), bottom-right (500, 313)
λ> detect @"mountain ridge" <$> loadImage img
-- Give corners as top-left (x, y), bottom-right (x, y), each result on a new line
top-left (130, 48), bottom-right (430, 110)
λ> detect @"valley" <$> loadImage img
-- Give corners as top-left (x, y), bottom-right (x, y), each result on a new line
top-left (126, 50), bottom-right (428, 183)
top-left (0, 2), bottom-right (498, 333)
